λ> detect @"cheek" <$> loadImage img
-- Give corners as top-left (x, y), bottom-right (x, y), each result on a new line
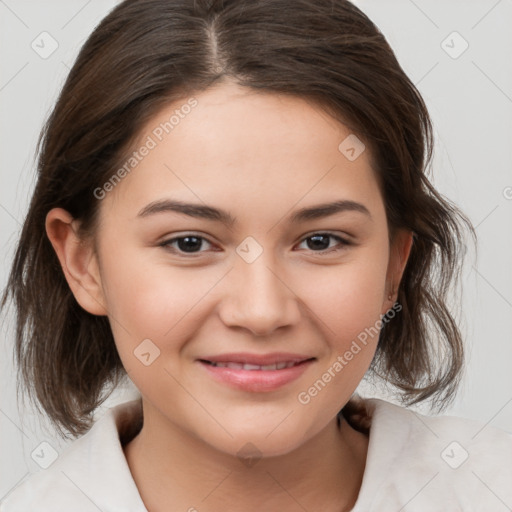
top-left (295, 256), bottom-right (388, 418)
top-left (98, 245), bottom-right (180, 341)
top-left (99, 246), bottom-right (224, 365)
top-left (305, 250), bottom-right (389, 345)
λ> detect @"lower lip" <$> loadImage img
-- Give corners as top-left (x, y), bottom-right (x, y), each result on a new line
top-left (197, 360), bottom-right (314, 392)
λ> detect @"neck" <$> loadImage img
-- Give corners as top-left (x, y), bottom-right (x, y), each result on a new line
top-left (123, 402), bottom-right (369, 512)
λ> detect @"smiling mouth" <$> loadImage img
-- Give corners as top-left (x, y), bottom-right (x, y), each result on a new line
top-left (197, 356), bottom-right (316, 392)
top-left (199, 359), bottom-right (314, 371)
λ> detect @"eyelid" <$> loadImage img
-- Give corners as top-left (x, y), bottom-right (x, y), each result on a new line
top-left (299, 230), bottom-right (353, 243)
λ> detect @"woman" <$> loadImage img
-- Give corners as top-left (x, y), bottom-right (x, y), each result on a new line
top-left (1, 0), bottom-right (510, 510)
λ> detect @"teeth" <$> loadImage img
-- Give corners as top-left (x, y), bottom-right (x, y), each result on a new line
top-left (209, 361), bottom-right (298, 370)
top-left (245, 363), bottom-right (264, 370)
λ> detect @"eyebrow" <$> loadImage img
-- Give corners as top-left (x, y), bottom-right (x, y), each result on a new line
top-left (136, 198), bottom-right (372, 225)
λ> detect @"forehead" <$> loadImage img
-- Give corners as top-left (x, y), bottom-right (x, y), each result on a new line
top-left (103, 81), bottom-right (383, 223)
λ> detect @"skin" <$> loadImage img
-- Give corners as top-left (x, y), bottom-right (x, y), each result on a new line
top-left (46, 80), bottom-right (413, 512)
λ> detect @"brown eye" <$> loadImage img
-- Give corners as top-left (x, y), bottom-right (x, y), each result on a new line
top-left (297, 233), bottom-right (350, 253)
top-left (160, 235), bottom-right (213, 254)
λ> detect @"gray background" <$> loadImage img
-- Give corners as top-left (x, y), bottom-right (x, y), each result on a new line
top-left (1, 0), bottom-right (511, 500)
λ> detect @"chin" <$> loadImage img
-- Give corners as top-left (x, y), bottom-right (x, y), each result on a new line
top-left (199, 424), bottom-right (310, 462)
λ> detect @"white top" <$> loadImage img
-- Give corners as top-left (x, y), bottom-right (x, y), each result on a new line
top-left (2, 397), bottom-right (511, 511)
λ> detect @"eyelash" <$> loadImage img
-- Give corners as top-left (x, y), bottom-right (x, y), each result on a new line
top-left (159, 232), bottom-right (351, 256)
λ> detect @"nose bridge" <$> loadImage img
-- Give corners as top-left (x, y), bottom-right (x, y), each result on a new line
top-left (220, 239), bottom-right (299, 335)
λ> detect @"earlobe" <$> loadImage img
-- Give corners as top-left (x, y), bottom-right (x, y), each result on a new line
top-left (45, 208), bottom-right (107, 316)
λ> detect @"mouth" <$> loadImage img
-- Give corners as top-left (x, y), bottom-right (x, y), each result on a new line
top-left (196, 353), bottom-right (316, 392)
top-left (199, 360), bottom-right (311, 370)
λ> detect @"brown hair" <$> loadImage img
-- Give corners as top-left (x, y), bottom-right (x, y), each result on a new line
top-left (1, 0), bottom-right (476, 439)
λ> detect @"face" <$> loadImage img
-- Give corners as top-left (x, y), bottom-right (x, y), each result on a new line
top-left (55, 80), bottom-right (411, 457)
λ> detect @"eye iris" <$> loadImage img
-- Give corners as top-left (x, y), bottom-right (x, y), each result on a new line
top-left (178, 236), bottom-right (203, 252)
top-left (308, 234), bottom-right (330, 251)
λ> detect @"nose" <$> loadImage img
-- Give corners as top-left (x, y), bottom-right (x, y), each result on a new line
top-left (218, 251), bottom-right (301, 337)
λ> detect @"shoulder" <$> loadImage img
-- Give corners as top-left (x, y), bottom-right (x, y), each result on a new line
top-left (350, 397), bottom-right (512, 511)
top-left (0, 399), bottom-right (147, 512)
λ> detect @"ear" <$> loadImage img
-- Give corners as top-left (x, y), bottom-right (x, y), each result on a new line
top-left (382, 228), bottom-right (414, 314)
top-left (45, 208), bottom-right (107, 316)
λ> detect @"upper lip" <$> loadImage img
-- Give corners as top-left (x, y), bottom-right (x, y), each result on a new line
top-left (199, 353), bottom-right (315, 365)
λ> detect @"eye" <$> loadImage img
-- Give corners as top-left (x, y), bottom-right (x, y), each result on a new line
top-left (296, 233), bottom-right (350, 254)
top-left (159, 232), bottom-right (351, 257)
top-left (159, 234), bottom-right (214, 254)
